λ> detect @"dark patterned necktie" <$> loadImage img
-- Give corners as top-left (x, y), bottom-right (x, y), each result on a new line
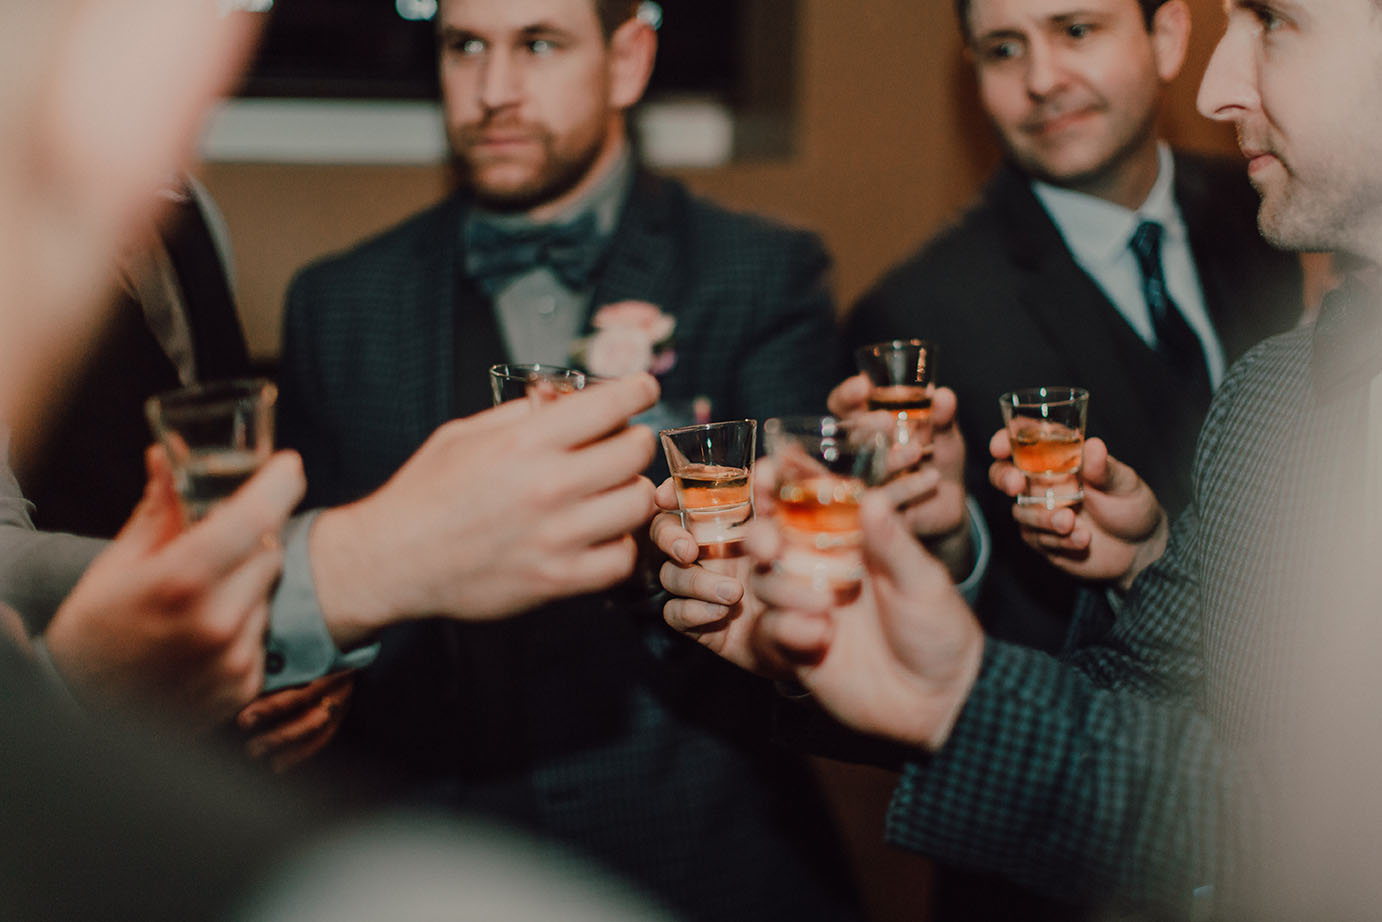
top-left (1129, 220), bottom-right (1210, 400)
top-left (465, 211), bottom-right (603, 297)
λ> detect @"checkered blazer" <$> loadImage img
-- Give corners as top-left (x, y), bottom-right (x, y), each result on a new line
top-left (278, 171), bottom-right (861, 922)
top-left (885, 281), bottom-right (1381, 917)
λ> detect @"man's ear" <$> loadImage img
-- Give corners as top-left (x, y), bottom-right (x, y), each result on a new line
top-left (607, 16), bottom-right (657, 110)
top-left (1149, 0), bottom-right (1191, 84)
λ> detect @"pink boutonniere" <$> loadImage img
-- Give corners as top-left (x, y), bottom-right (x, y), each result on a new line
top-left (572, 301), bottom-right (678, 377)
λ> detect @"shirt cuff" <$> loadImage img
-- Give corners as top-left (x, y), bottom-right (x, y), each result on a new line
top-left (263, 509), bottom-right (379, 692)
top-left (953, 495), bottom-right (991, 606)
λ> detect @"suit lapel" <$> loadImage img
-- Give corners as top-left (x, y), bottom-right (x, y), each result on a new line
top-left (992, 164), bottom-right (1200, 502)
top-left (992, 166), bottom-right (1151, 400)
top-left (443, 196), bottom-right (511, 418)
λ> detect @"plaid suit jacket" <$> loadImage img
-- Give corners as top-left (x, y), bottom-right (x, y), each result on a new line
top-left (885, 281), bottom-right (1382, 917)
top-left (278, 171), bottom-right (860, 922)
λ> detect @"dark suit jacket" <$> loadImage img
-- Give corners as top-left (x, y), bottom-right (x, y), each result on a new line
top-left (278, 170), bottom-right (861, 922)
top-left (844, 153), bottom-right (1303, 653)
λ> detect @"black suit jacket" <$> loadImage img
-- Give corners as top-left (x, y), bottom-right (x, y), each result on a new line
top-left (279, 170), bottom-right (860, 922)
top-left (844, 153), bottom-right (1303, 653)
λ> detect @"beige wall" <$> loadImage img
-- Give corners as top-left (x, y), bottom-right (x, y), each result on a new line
top-left (202, 0), bottom-right (1237, 361)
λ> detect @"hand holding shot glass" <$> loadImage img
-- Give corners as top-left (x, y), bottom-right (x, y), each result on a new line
top-left (999, 386), bottom-right (1089, 510)
top-left (144, 378), bottom-right (277, 522)
top-left (660, 420), bottom-right (756, 557)
top-left (763, 416), bottom-right (890, 594)
top-left (855, 338), bottom-right (935, 450)
top-left (489, 363), bottom-right (587, 405)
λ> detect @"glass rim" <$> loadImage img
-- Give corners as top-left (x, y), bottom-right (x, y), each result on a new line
top-left (488, 362), bottom-right (586, 381)
top-left (998, 386), bottom-right (1089, 408)
top-left (146, 377), bottom-right (277, 412)
top-left (765, 414), bottom-right (893, 440)
top-left (855, 338), bottom-right (932, 356)
top-left (658, 418), bottom-right (755, 439)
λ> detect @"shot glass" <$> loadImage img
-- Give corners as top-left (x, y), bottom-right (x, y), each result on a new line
top-left (489, 363), bottom-right (587, 406)
top-left (763, 415), bottom-right (890, 594)
top-left (998, 386), bottom-right (1089, 510)
top-left (144, 378), bottom-right (277, 522)
top-left (855, 338), bottom-right (935, 450)
top-left (660, 419), bottom-right (756, 557)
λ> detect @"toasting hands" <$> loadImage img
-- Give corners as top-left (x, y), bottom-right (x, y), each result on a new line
top-left (309, 373), bottom-right (661, 649)
top-left (989, 432), bottom-right (1168, 591)
top-left (828, 374), bottom-right (972, 580)
top-left (44, 447), bottom-right (304, 728)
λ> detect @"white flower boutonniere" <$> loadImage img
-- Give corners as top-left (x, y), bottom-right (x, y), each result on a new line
top-left (571, 301), bottom-right (678, 378)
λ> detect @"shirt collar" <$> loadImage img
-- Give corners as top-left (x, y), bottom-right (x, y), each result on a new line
top-left (1031, 142), bottom-right (1180, 268)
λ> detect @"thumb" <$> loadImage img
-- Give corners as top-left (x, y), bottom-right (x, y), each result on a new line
top-left (827, 373), bottom-right (871, 417)
top-left (1081, 439), bottom-right (1139, 497)
top-left (931, 386), bottom-right (958, 429)
top-left (112, 444), bottom-right (186, 552)
top-left (859, 490), bottom-right (938, 589)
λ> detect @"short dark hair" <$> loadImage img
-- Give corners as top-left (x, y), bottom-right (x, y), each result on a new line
top-left (594, 0), bottom-right (642, 37)
top-left (953, 0), bottom-right (1167, 43)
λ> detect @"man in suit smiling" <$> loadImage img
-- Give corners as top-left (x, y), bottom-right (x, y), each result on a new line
top-left (844, 0), bottom-right (1304, 659)
top-left (277, 1), bottom-right (856, 919)
top-left (841, 0), bottom-right (1303, 917)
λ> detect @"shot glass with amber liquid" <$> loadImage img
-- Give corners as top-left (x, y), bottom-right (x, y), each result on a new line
top-left (855, 339), bottom-right (935, 452)
top-left (999, 386), bottom-right (1089, 510)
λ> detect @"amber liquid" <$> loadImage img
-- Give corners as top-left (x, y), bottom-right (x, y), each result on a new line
top-left (526, 376), bottom-right (581, 403)
top-left (778, 475), bottom-right (864, 540)
top-left (673, 463), bottom-right (752, 545)
top-left (1009, 419), bottom-right (1084, 508)
top-left (1009, 421), bottom-right (1083, 475)
top-left (776, 475), bottom-right (866, 589)
top-left (869, 384), bottom-right (933, 452)
top-left (868, 384), bottom-right (932, 419)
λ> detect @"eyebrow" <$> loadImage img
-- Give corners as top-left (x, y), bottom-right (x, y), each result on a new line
top-left (438, 21), bottom-right (577, 42)
top-left (972, 8), bottom-right (1105, 42)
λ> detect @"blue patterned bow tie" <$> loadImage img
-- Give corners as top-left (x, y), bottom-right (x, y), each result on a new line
top-left (465, 211), bottom-right (604, 297)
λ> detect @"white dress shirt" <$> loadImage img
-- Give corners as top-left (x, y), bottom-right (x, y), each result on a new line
top-left (1032, 143), bottom-right (1227, 388)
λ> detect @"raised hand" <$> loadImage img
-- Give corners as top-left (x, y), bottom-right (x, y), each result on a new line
top-left (44, 447), bottom-right (305, 727)
top-left (747, 490), bottom-right (985, 750)
top-left (829, 373), bottom-right (972, 579)
top-left (651, 478), bottom-right (781, 677)
top-left (310, 374), bottom-right (661, 649)
top-left (989, 432), bottom-right (1168, 590)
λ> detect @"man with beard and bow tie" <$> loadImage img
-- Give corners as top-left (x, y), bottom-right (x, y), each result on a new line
top-left (274, 1), bottom-right (862, 920)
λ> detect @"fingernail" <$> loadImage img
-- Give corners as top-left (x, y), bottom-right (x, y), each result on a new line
top-left (674, 539), bottom-right (695, 562)
top-left (238, 711), bottom-right (259, 731)
top-left (716, 582), bottom-right (739, 603)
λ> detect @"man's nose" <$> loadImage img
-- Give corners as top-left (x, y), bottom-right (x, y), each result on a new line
top-left (479, 48), bottom-right (523, 111)
top-left (1197, 22), bottom-right (1257, 122)
top-left (1025, 39), bottom-right (1066, 98)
